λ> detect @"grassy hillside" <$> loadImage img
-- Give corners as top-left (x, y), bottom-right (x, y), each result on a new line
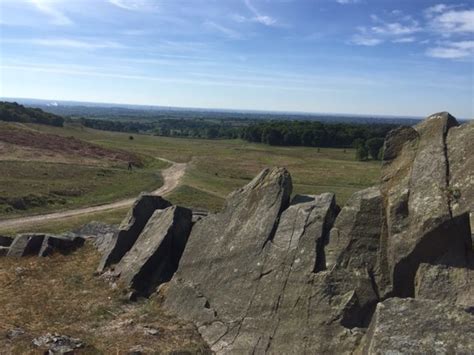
top-left (22, 122), bottom-right (380, 209)
top-left (0, 122), bottom-right (167, 219)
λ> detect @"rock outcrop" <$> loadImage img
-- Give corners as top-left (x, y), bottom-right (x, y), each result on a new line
top-left (97, 194), bottom-right (171, 272)
top-left (113, 206), bottom-right (193, 297)
top-left (360, 298), bottom-right (474, 354)
top-left (447, 120), bottom-right (474, 230)
top-left (376, 112), bottom-right (472, 297)
top-left (5, 233), bottom-right (85, 257)
top-left (157, 112), bottom-right (473, 354)
top-left (163, 169), bottom-right (383, 353)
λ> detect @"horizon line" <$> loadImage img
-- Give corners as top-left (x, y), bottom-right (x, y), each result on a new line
top-left (1, 96), bottom-right (431, 120)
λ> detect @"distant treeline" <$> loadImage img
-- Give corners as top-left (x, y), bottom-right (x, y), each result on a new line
top-left (79, 116), bottom-right (393, 160)
top-left (0, 102), bottom-right (64, 127)
top-left (242, 121), bottom-right (393, 147)
top-left (80, 117), bottom-right (241, 139)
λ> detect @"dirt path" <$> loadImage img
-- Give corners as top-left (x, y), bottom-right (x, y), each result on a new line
top-left (0, 158), bottom-right (187, 230)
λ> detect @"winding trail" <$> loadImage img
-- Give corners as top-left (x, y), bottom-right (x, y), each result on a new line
top-left (0, 158), bottom-right (187, 230)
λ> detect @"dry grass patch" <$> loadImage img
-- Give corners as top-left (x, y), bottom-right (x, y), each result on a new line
top-left (0, 243), bottom-right (208, 353)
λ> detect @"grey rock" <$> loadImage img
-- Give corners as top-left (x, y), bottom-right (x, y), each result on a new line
top-left (164, 169), bottom-right (379, 353)
top-left (32, 333), bottom-right (85, 354)
top-left (326, 186), bottom-right (382, 273)
top-left (97, 194), bottom-right (171, 272)
top-left (114, 206), bottom-right (193, 297)
top-left (415, 263), bottom-right (473, 308)
top-left (0, 235), bottom-right (13, 247)
top-left (360, 298), bottom-right (474, 355)
top-left (447, 120), bottom-right (474, 232)
top-left (6, 327), bottom-right (25, 340)
top-left (376, 112), bottom-right (472, 297)
top-left (7, 234), bottom-right (45, 257)
top-left (233, 194), bottom-right (376, 354)
top-left (38, 233), bottom-right (85, 257)
top-left (74, 221), bottom-right (118, 254)
top-left (164, 167), bottom-right (292, 352)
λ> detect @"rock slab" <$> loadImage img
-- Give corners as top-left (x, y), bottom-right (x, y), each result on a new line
top-left (97, 194), bottom-right (171, 272)
top-left (7, 234), bottom-right (45, 257)
top-left (114, 205), bottom-right (193, 296)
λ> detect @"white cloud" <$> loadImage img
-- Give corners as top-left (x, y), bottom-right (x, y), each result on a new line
top-left (351, 34), bottom-right (383, 46)
top-left (424, 4), bottom-right (450, 17)
top-left (29, 0), bottom-right (72, 25)
top-left (244, 0), bottom-right (277, 26)
top-left (204, 21), bottom-right (242, 40)
top-left (392, 37), bottom-right (416, 43)
top-left (108, 0), bottom-right (158, 11)
top-left (336, 0), bottom-right (360, 4)
top-left (4, 38), bottom-right (125, 50)
top-left (371, 21), bottom-right (421, 36)
top-left (426, 41), bottom-right (474, 59)
top-left (432, 9), bottom-right (474, 34)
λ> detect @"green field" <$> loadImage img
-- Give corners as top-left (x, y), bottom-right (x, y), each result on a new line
top-left (0, 122), bottom-right (382, 233)
top-left (0, 158), bottom-right (166, 218)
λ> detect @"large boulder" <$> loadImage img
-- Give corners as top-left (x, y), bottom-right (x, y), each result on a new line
top-left (113, 206), bottom-right (193, 297)
top-left (7, 234), bottom-right (45, 257)
top-left (360, 298), bottom-right (474, 354)
top-left (325, 186), bottom-right (382, 273)
top-left (376, 113), bottom-right (472, 297)
top-left (415, 263), bottom-right (473, 307)
top-left (97, 194), bottom-right (171, 272)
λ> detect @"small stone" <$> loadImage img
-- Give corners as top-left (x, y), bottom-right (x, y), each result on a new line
top-left (6, 327), bottom-right (25, 340)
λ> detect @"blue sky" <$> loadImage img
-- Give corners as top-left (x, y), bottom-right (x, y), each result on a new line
top-left (0, 0), bottom-right (472, 117)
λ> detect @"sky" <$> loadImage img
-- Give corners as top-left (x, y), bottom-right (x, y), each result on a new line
top-left (0, 0), bottom-right (473, 118)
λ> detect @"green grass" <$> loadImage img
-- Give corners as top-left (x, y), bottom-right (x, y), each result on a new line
top-left (4, 123), bottom-right (381, 223)
top-left (0, 158), bottom-right (167, 218)
top-left (0, 207), bottom-right (129, 235)
top-left (167, 185), bottom-right (225, 213)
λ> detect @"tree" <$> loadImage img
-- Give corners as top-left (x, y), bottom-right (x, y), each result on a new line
top-left (365, 137), bottom-right (384, 160)
top-left (356, 144), bottom-right (369, 161)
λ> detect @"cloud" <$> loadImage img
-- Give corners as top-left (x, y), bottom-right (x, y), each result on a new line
top-left (336, 0), bottom-right (360, 4)
top-left (351, 33), bottom-right (383, 46)
top-left (243, 0), bottom-right (277, 26)
top-left (203, 21), bottom-right (242, 40)
top-left (29, 0), bottom-right (72, 25)
top-left (431, 9), bottom-right (474, 34)
top-left (108, 0), bottom-right (158, 11)
top-left (351, 10), bottom-right (422, 46)
top-left (426, 40), bottom-right (474, 59)
top-left (4, 38), bottom-right (125, 50)
top-left (392, 37), bottom-right (416, 43)
top-left (372, 21), bottom-right (421, 36)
